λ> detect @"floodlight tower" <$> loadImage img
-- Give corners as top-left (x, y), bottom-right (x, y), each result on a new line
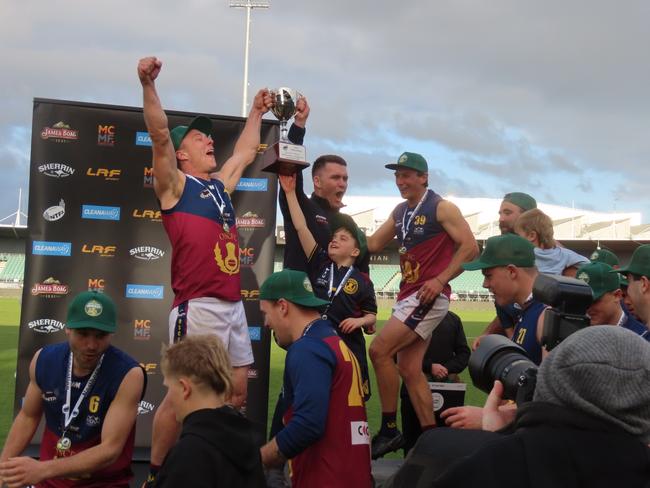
top-left (230, 0), bottom-right (270, 117)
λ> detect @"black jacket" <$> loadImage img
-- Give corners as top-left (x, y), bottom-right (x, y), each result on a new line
top-left (154, 407), bottom-right (265, 488)
top-left (433, 402), bottom-right (650, 488)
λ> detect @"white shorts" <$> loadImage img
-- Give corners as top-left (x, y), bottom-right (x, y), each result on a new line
top-left (392, 293), bottom-right (450, 340)
top-left (169, 297), bottom-right (254, 367)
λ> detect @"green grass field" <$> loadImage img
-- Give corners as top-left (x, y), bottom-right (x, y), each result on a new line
top-left (0, 298), bottom-right (493, 454)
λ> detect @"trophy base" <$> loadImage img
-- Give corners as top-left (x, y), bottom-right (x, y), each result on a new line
top-left (261, 142), bottom-right (309, 175)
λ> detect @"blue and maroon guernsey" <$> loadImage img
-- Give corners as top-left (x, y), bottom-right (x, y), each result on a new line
top-left (277, 320), bottom-right (372, 488)
top-left (162, 175), bottom-right (240, 307)
top-left (392, 189), bottom-right (455, 300)
top-left (35, 343), bottom-right (142, 487)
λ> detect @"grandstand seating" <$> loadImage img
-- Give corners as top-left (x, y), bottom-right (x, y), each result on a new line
top-left (369, 265), bottom-right (400, 291)
top-left (0, 253), bottom-right (25, 282)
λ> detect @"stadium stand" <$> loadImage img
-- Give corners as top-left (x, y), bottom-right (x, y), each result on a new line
top-left (369, 265), bottom-right (400, 291)
top-left (0, 253), bottom-right (25, 283)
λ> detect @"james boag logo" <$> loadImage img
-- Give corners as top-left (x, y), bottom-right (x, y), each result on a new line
top-left (82, 205), bottom-right (121, 221)
top-left (130, 246), bottom-right (165, 261)
top-left (41, 121), bottom-right (78, 142)
top-left (126, 284), bottom-right (164, 300)
top-left (248, 326), bottom-right (262, 342)
top-left (43, 199), bottom-right (65, 222)
top-left (237, 211), bottom-right (265, 229)
top-left (28, 319), bottom-right (65, 334)
top-left (88, 278), bottom-right (106, 291)
top-left (135, 132), bottom-right (152, 147)
top-left (350, 421), bottom-right (370, 445)
top-left (133, 209), bottom-right (162, 222)
top-left (134, 319), bottom-right (151, 340)
top-left (143, 166), bottom-right (153, 188)
top-left (32, 241), bottom-right (71, 257)
top-left (236, 178), bottom-right (268, 192)
top-left (31, 277), bottom-right (69, 298)
top-left (241, 289), bottom-right (260, 301)
top-left (81, 244), bottom-right (116, 257)
top-left (97, 124), bottom-right (115, 146)
top-left (240, 247), bottom-right (256, 267)
top-left (87, 167), bottom-right (121, 181)
top-left (38, 162), bottom-right (75, 178)
top-left (138, 401), bottom-right (155, 415)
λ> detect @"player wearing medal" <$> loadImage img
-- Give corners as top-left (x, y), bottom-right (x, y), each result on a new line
top-left (366, 152), bottom-right (478, 459)
top-left (279, 173), bottom-right (377, 400)
top-left (0, 291), bottom-right (145, 488)
top-left (138, 57), bottom-right (272, 483)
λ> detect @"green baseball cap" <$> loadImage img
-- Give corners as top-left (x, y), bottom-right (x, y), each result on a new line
top-left (576, 262), bottom-right (620, 301)
top-left (66, 291), bottom-right (117, 333)
top-left (385, 152), bottom-right (428, 173)
top-left (260, 270), bottom-right (329, 308)
top-left (329, 212), bottom-right (368, 262)
top-left (590, 248), bottom-right (619, 267)
top-left (503, 192), bottom-right (537, 212)
top-left (463, 234), bottom-right (535, 271)
top-left (614, 244), bottom-right (650, 278)
top-left (170, 116), bottom-right (212, 151)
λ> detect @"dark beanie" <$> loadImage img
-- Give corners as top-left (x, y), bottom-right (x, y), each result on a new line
top-left (534, 325), bottom-right (650, 444)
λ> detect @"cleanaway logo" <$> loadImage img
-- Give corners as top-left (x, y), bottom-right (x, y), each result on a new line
top-left (32, 241), bottom-right (71, 256)
top-left (82, 205), bottom-right (121, 221)
top-left (135, 132), bottom-right (152, 146)
top-left (248, 326), bottom-right (262, 341)
top-left (236, 178), bottom-right (268, 192)
top-left (125, 284), bottom-right (164, 299)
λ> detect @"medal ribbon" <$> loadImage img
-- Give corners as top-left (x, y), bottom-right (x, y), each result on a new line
top-left (186, 175), bottom-right (228, 222)
top-left (62, 351), bottom-right (104, 433)
top-left (322, 264), bottom-right (354, 319)
top-left (401, 190), bottom-right (428, 244)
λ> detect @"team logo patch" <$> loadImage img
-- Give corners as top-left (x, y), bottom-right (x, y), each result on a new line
top-left (350, 421), bottom-right (370, 445)
top-left (343, 278), bottom-right (358, 295)
top-left (86, 415), bottom-right (101, 427)
top-left (214, 242), bottom-right (240, 275)
top-left (398, 154), bottom-right (408, 163)
top-left (590, 251), bottom-right (599, 260)
top-left (577, 272), bottom-right (589, 284)
top-left (303, 277), bottom-right (313, 292)
top-left (84, 300), bottom-right (103, 317)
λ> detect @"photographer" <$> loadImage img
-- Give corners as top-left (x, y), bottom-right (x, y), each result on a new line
top-left (433, 326), bottom-right (650, 488)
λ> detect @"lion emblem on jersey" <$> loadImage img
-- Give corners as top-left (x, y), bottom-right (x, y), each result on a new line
top-left (214, 241), bottom-right (240, 276)
top-left (343, 278), bottom-right (359, 295)
top-left (402, 257), bottom-right (421, 284)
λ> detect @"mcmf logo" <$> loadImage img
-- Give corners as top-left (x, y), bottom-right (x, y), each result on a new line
top-left (143, 166), bottom-right (153, 188)
top-left (125, 284), bottom-right (164, 300)
top-left (132, 209), bottom-right (162, 222)
top-left (81, 244), bottom-right (116, 257)
top-left (248, 326), bottom-right (262, 342)
top-left (32, 241), bottom-right (71, 257)
top-left (130, 246), bottom-right (165, 261)
top-left (135, 132), bottom-right (152, 147)
top-left (86, 168), bottom-right (121, 181)
top-left (240, 247), bottom-right (256, 266)
top-left (138, 401), bottom-right (155, 415)
top-left (82, 205), bottom-right (121, 221)
top-left (236, 178), bottom-right (268, 192)
top-left (40, 122), bottom-right (78, 142)
top-left (134, 319), bottom-right (151, 340)
top-left (28, 319), bottom-right (65, 334)
top-left (97, 125), bottom-right (115, 146)
top-left (43, 199), bottom-right (65, 222)
top-left (88, 278), bottom-right (105, 291)
top-left (38, 163), bottom-right (75, 178)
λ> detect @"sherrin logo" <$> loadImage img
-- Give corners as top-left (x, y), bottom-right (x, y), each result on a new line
top-left (138, 401), bottom-right (155, 415)
top-left (41, 121), bottom-right (78, 141)
top-left (28, 319), bottom-right (65, 334)
top-left (130, 246), bottom-right (165, 261)
top-left (43, 199), bottom-right (65, 221)
top-left (38, 163), bottom-right (75, 178)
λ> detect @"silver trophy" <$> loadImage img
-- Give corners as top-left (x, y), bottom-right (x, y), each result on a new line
top-left (262, 87), bottom-right (309, 174)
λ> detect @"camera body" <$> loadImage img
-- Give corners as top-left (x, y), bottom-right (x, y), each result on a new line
top-left (469, 274), bottom-right (593, 404)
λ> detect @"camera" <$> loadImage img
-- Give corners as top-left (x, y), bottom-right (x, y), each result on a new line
top-left (469, 274), bottom-right (592, 404)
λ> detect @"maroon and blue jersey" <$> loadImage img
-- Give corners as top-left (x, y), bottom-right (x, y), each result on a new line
top-left (392, 190), bottom-right (455, 300)
top-left (162, 175), bottom-right (240, 307)
top-left (512, 300), bottom-right (546, 365)
top-left (277, 319), bottom-right (372, 488)
top-left (35, 342), bottom-right (143, 487)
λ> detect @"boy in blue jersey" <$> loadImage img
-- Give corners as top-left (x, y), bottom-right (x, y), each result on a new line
top-left (0, 291), bottom-right (145, 488)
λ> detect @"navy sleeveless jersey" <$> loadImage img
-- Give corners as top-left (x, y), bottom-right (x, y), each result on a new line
top-left (162, 175), bottom-right (240, 307)
top-left (35, 343), bottom-right (142, 487)
top-left (511, 301), bottom-right (546, 365)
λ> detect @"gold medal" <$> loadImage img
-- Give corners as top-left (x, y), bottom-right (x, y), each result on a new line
top-left (56, 436), bottom-right (71, 455)
top-left (223, 223), bottom-right (230, 233)
top-left (399, 246), bottom-right (407, 255)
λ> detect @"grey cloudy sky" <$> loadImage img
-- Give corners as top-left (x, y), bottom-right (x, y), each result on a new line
top-left (1, 0), bottom-right (649, 221)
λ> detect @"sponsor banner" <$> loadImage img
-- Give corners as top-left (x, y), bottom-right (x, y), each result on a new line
top-left (132, 209), bottom-right (162, 222)
top-left (87, 278), bottom-right (106, 291)
top-left (38, 162), bottom-right (75, 178)
top-left (81, 244), bottom-right (116, 257)
top-left (125, 284), bottom-right (164, 300)
top-left (97, 124), bottom-right (115, 146)
top-left (130, 246), bottom-right (164, 261)
top-left (82, 205), bottom-right (121, 221)
top-left (138, 401), bottom-right (155, 415)
top-left (32, 241), bottom-right (71, 256)
top-left (43, 199), bottom-right (66, 221)
top-left (133, 319), bottom-right (152, 340)
top-left (237, 211), bottom-right (265, 229)
top-left (143, 166), bottom-right (153, 188)
top-left (236, 178), bottom-right (268, 192)
top-left (86, 167), bottom-right (121, 181)
top-left (135, 131), bottom-right (152, 146)
top-left (31, 277), bottom-right (69, 298)
top-left (248, 326), bottom-right (262, 341)
top-left (28, 319), bottom-right (65, 334)
top-left (40, 121), bottom-right (78, 142)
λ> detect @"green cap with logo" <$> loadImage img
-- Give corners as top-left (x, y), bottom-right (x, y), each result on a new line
top-left (260, 270), bottom-right (329, 308)
top-left (503, 192), bottom-right (537, 212)
top-left (66, 291), bottom-right (117, 333)
top-left (614, 244), bottom-right (650, 278)
top-left (590, 248), bottom-right (619, 267)
top-left (576, 262), bottom-right (620, 301)
top-left (170, 116), bottom-right (213, 151)
top-left (463, 234), bottom-right (535, 271)
top-left (329, 212), bottom-right (368, 262)
top-left (385, 152), bottom-right (428, 173)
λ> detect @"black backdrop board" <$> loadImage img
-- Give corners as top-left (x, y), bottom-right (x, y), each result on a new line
top-left (17, 98), bottom-right (278, 453)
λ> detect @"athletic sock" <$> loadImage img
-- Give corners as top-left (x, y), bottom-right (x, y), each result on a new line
top-left (379, 411), bottom-right (399, 437)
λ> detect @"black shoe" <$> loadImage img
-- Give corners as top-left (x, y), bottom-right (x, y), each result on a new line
top-left (371, 431), bottom-right (405, 460)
